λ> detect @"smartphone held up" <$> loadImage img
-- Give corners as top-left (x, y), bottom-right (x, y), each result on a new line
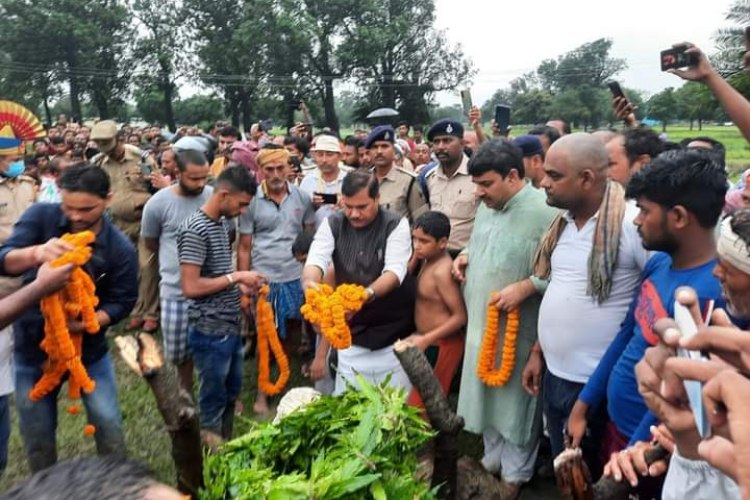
top-left (660, 45), bottom-right (698, 71)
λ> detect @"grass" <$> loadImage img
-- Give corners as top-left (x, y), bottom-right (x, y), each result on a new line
top-left (0, 326), bottom-right (312, 492)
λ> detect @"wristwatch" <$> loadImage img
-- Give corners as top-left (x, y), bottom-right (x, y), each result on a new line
top-left (365, 287), bottom-right (376, 302)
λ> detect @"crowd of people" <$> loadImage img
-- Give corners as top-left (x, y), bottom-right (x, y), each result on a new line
top-left (2, 39), bottom-right (750, 500)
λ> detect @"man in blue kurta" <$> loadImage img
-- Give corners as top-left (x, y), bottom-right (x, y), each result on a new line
top-left (453, 139), bottom-right (557, 498)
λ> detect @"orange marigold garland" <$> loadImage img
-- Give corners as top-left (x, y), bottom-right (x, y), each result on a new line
top-left (476, 294), bottom-right (520, 387)
top-left (256, 285), bottom-right (290, 396)
top-left (299, 284), bottom-right (368, 350)
top-left (33, 231), bottom-right (100, 436)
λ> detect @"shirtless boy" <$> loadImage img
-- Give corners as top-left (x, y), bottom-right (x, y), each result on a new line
top-left (407, 211), bottom-right (467, 401)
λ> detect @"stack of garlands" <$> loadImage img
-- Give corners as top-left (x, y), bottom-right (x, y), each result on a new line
top-left (256, 285), bottom-right (290, 396)
top-left (299, 284), bottom-right (368, 350)
top-left (33, 231), bottom-right (100, 435)
top-left (476, 293), bottom-right (520, 387)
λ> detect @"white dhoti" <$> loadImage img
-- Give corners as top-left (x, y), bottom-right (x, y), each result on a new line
top-left (334, 344), bottom-right (411, 396)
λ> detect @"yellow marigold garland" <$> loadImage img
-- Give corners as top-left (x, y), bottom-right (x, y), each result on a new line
top-left (476, 294), bottom-right (520, 387)
top-left (299, 284), bottom-right (368, 350)
top-left (256, 285), bottom-right (290, 396)
top-left (33, 231), bottom-right (100, 436)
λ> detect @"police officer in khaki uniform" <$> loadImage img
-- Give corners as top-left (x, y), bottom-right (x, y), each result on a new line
top-left (366, 125), bottom-right (427, 224)
top-left (90, 120), bottom-right (159, 332)
top-left (424, 119), bottom-right (479, 257)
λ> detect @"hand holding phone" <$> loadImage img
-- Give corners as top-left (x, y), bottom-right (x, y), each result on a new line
top-left (494, 105), bottom-right (511, 137)
top-left (661, 45), bottom-right (699, 71)
top-left (460, 89), bottom-right (473, 117)
top-left (314, 192), bottom-right (338, 205)
top-left (606, 81), bottom-right (625, 99)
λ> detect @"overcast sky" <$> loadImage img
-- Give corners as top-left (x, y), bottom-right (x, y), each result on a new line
top-left (432, 0), bottom-right (738, 107)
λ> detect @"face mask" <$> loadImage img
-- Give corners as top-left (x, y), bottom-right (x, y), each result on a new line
top-left (2, 160), bottom-right (25, 178)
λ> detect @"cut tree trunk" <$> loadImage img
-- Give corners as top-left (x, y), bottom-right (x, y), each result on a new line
top-left (394, 340), bottom-right (506, 500)
top-left (555, 444), bottom-right (670, 500)
top-left (115, 333), bottom-right (203, 496)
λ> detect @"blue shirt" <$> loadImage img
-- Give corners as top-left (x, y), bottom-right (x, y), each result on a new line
top-left (579, 252), bottom-right (723, 444)
top-left (0, 203), bottom-right (138, 365)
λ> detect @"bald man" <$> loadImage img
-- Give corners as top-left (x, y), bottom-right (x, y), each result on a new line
top-left (524, 133), bottom-right (649, 474)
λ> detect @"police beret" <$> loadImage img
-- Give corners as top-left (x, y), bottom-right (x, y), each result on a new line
top-left (427, 119), bottom-right (464, 142)
top-left (511, 135), bottom-right (544, 157)
top-left (90, 120), bottom-right (118, 141)
top-left (364, 125), bottom-right (395, 149)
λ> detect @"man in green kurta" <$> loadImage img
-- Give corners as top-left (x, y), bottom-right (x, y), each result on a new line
top-left (453, 139), bottom-right (557, 498)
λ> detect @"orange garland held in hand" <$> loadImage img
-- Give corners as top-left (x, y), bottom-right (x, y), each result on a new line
top-left (300, 284), bottom-right (368, 350)
top-left (32, 231), bottom-right (100, 408)
top-left (256, 285), bottom-right (291, 396)
top-left (476, 293), bottom-right (520, 387)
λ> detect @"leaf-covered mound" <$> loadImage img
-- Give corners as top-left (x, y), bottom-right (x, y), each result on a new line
top-left (200, 376), bottom-right (436, 499)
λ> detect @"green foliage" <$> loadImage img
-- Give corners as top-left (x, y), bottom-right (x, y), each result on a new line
top-left (200, 376), bottom-right (435, 500)
top-left (646, 87), bottom-right (678, 131)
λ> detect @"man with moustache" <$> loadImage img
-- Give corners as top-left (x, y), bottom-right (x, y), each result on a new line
top-left (141, 150), bottom-right (214, 392)
top-left (0, 164), bottom-right (138, 472)
top-left (367, 125), bottom-right (427, 224)
top-left (424, 119), bottom-right (478, 257)
top-left (303, 170), bottom-right (415, 394)
top-left (238, 145), bottom-right (315, 414)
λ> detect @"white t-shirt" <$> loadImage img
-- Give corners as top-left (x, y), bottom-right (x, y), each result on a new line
top-left (299, 168), bottom-right (347, 228)
top-left (538, 201), bottom-right (650, 383)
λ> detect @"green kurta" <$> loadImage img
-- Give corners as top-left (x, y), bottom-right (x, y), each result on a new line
top-left (457, 183), bottom-right (557, 446)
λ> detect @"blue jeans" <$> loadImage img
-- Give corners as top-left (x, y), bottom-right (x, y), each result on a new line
top-left (0, 395), bottom-right (9, 475)
top-left (542, 370), bottom-right (608, 479)
top-left (15, 352), bottom-right (125, 472)
top-left (188, 328), bottom-right (243, 438)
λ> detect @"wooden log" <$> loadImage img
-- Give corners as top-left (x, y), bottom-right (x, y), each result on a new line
top-left (394, 340), bottom-right (464, 499)
top-left (554, 444), bottom-right (670, 500)
top-left (115, 333), bottom-right (203, 496)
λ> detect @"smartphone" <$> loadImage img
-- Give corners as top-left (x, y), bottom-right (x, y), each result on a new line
top-left (660, 46), bottom-right (699, 71)
top-left (494, 105), bottom-right (511, 135)
top-left (314, 192), bottom-right (338, 205)
top-left (606, 81), bottom-right (625, 99)
top-left (460, 89), bottom-right (473, 115)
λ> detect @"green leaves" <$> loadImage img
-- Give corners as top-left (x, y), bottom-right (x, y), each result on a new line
top-left (200, 378), bottom-right (435, 499)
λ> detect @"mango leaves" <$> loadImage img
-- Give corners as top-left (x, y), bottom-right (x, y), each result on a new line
top-left (201, 375), bottom-right (435, 499)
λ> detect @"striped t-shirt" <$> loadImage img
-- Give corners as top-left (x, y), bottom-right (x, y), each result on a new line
top-left (177, 210), bottom-right (241, 336)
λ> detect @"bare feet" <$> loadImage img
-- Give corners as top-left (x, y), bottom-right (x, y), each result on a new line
top-left (253, 394), bottom-right (270, 417)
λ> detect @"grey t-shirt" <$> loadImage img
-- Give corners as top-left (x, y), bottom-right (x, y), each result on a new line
top-left (177, 210), bottom-right (241, 336)
top-left (238, 183), bottom-right (315, 283)
top-left (141, 185), bottom-right (213, 299)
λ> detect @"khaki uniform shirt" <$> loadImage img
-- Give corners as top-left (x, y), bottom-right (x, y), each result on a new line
top-left (374, 164), bottom-right (427, 223)
top-left (93, 145), bottom-right (153, 242)
top-left (0, 175), bottom-right (36, 297)
top-left (425, 155), bottom-right (479, 251)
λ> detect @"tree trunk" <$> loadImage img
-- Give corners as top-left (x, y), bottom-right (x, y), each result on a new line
top-left (114, 334), bottom-right (203, 496)
top-left (43, 95), bottom-right (52, 128)
top-left (284, 91), bottom-right (295, 131)
top-left (68, 74), bottom-right (82, 122)
top-left (161, 79), bottom-right (176, 132)
top-left (698, 118), bottom-right (703, 131)
top-left (240, 90), bottom-right (252, 133)
top-left (554, 445), bottom-right (669, 500)
top-left (227, 88), bottom-right (240, 128)
top-left (323, 77), bottom-right (339, 132)
top-left (689, 118), bottom-right (694, 131)
top-left (662, 121), bottom-right (667, 132)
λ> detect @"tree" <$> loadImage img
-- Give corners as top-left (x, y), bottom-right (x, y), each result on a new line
top-left (674, 82), bottom-right (718, 130)
top-left (712, 0), bottom-right (750, 75)
top-left (536, 39), bottom-right (626, 93)
top-left (186, 0), bottom-right (274, 130)
top-left (340, 0), bottom-right (474, 124)
top-left (512, 89), bottom-right (553, 125)
top-left (0, 0), bottom-right (131, 121)
top-left (130, 0), bottom-right (194, 131)
top-left (646, 88), bottom-right (678, 132)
